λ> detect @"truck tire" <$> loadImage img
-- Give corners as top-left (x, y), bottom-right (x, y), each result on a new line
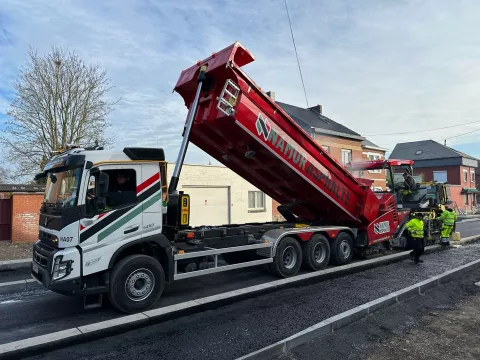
top-left (301, 234), bottom-right (330, 271)
top-left (108, 254), bottom-right (165, 313)
top-left (269, 236), bottom-right (302, 278)
top-left (330, 232), bottom-right (354, 265)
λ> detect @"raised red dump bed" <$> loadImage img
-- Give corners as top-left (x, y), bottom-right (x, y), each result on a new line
top-left (174, 42), bottom-right (383, 227)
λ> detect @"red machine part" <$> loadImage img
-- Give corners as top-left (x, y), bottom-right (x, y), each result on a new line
top-left (174, 42), bottom-right (395, 234)
top-left (347, 159), bottom-right (414, 172)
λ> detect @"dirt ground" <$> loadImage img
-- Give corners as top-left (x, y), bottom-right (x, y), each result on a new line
top-left (0, 242), bottom-right (33, 261)
top-left (280, 266), bottom-right (480, 360)
top-left (368, 294), bottom-right (480, 360)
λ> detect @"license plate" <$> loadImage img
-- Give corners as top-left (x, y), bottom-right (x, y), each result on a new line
top-left (32, 263), bottom-right (39, 274)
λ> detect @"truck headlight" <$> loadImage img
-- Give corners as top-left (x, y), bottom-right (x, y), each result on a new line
top-left (52, 256), bottom-right (72, 281)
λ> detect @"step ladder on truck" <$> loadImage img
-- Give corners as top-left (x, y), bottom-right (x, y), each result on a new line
top-left (31, 42), bottom-right (412, 313)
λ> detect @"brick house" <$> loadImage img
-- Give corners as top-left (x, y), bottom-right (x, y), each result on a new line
top-left (389, 140), bottom-right (479, 213)
top-left (0, 184), bottom-right (44, 243)
top-left (266, 94), bottom-right (387, 220)
top-left (360, 140), bottom-right (389, 191)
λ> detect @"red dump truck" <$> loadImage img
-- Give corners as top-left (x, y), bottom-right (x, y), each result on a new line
top-left (32, 42), bottom-right (413, 313)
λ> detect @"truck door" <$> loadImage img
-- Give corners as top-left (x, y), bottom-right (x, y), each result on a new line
top-left (139, 164), bottom-right (163, 237)
top-left (80, 164), bottom-right (143, 276)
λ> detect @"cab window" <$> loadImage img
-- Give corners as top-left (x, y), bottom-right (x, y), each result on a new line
top-left (103, 169), bottom-right (137, 208)
top-left (85, 168), bottom-right (137, 217)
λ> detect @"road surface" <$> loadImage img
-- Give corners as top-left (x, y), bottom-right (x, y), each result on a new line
top-left (1, 219), bottom-right (479, 348)
top-left (23, 242), bottom-right (480, 360)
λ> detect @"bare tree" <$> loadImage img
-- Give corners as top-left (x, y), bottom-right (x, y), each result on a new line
top-left (2, 46), bottom-right (117, 181)
top-left (0, 167), bottom-right (10, 184)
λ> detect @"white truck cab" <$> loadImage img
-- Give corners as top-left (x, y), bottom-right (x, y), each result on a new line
top-left (32, 146), bottom-right (173, 312)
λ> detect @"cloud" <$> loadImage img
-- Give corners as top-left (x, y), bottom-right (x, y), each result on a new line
top-left (1, 0), bottom-right (480, 168)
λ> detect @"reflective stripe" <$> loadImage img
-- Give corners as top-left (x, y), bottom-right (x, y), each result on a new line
top-left (411, 230), bottom-right (424, 238)
top-left (441, 211), bottom-right (456, 226)
top-left (406, 218), bottom-right (424, 238)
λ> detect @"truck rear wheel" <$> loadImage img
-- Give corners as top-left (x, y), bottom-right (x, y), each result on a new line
top-left (330, 232), bottom-right (354, 265)
top-left (109, 254), bottom-right (165, 313)
top-left (269, 236), bottom-right (302, 277)
top-left (301, 234), bottom-right (330, 271)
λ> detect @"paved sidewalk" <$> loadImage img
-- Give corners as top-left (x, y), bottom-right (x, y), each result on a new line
top-left (0, 243), bottom-right (32, 261)
top-left (279, 266), bottom-right (480, 360)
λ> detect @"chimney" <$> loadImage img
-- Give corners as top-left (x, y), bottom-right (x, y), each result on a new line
top-left (266, 91), bottom-right (275, 101)
top-left (308, 104), bottom-right (322, 114)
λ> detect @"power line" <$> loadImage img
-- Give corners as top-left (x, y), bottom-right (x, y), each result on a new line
top-left (444, 127), bottom-right (480, 141)
top-left (376, 129), bottom-right (480, 153)
top-left (284, 0), bottom-right (309, 108)
top-left (364, 120), bottom-right (480, 136)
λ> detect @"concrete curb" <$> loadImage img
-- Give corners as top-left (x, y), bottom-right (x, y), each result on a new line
top-left (457, 234), bottom-right (480, 246)
top-left (0, 279), bottom-right (42, 294)
top-left (236, 258), bottom-right (480, 360)
top-left (0, 239), bottom-right (479, 359)
top-left (0, 259), bottom-right (31, 272)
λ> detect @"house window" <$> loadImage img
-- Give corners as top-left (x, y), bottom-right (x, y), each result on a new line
top-left (367, 154), bottom-right (382, 174)
top-left (415, 150), bottom-right (423, 155)
top-left (322, 145), bottom-right (330, 153)
top-left (341, 149), bottom-right (352, 165)
top-left (248, 191), bottom-right (265, 210)
top-left (471, 170), bottom-right (475, 183)
top-left (463, 169), bottom-right (468, 183)
top-left (465, 194), bottom-right (469, 206)
top-left (433, 171), bottom-right (447, 183)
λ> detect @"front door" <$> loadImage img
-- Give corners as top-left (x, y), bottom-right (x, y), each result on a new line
top-left (79, 164), bottom-right (143, 276)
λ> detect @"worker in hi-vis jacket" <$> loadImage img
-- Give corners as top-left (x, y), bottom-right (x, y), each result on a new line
top-left (405, 213), bottom-right (425, 264)
top-left (439, 207), bottom-right (457, 246)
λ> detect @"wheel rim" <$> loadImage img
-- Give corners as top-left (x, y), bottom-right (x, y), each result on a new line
top-left (340, 240), bottom-right (351, 259)
top-left (282, 246), bottom-right (297, 269)
top-left (313, 242), bottom-right (326, 264)
top-left (125, 268), bottom-right (155, 302)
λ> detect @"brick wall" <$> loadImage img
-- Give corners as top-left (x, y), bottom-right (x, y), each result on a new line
top-left (448, 185), bottom-right (477, 213)
top-left (11, 194), bottom-right (43, 243)
top-left (313, 135), bottom-right (363, 164)
top-left (459, 166), bottom-right (476, 189)
top-left (413, 166), bottom-right (460, 185)
top-left (413, 165), bottom-right (476, 187)
top-left (359, 149), bottom-right (387, 190)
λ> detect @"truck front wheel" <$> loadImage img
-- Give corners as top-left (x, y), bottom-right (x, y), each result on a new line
top-left (109, 254), bottom-right (165, 313)
top-left (269, 236), bottom-right (302, 278)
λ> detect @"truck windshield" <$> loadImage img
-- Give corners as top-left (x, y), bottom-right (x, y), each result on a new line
top-left (44, 167), bottom-right (83, 208)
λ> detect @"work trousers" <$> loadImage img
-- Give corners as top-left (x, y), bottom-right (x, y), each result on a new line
top-left (441, 224), bottom-right (453, 238)
top-left (408, 234), bottom-right (425, 261)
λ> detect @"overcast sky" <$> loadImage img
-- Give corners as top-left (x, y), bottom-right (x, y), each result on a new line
top-left (1, 0), bottom-right (480, 165)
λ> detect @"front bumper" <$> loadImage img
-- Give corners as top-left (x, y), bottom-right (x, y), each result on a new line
top-left (31, 242), bottom-right (82, 296)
